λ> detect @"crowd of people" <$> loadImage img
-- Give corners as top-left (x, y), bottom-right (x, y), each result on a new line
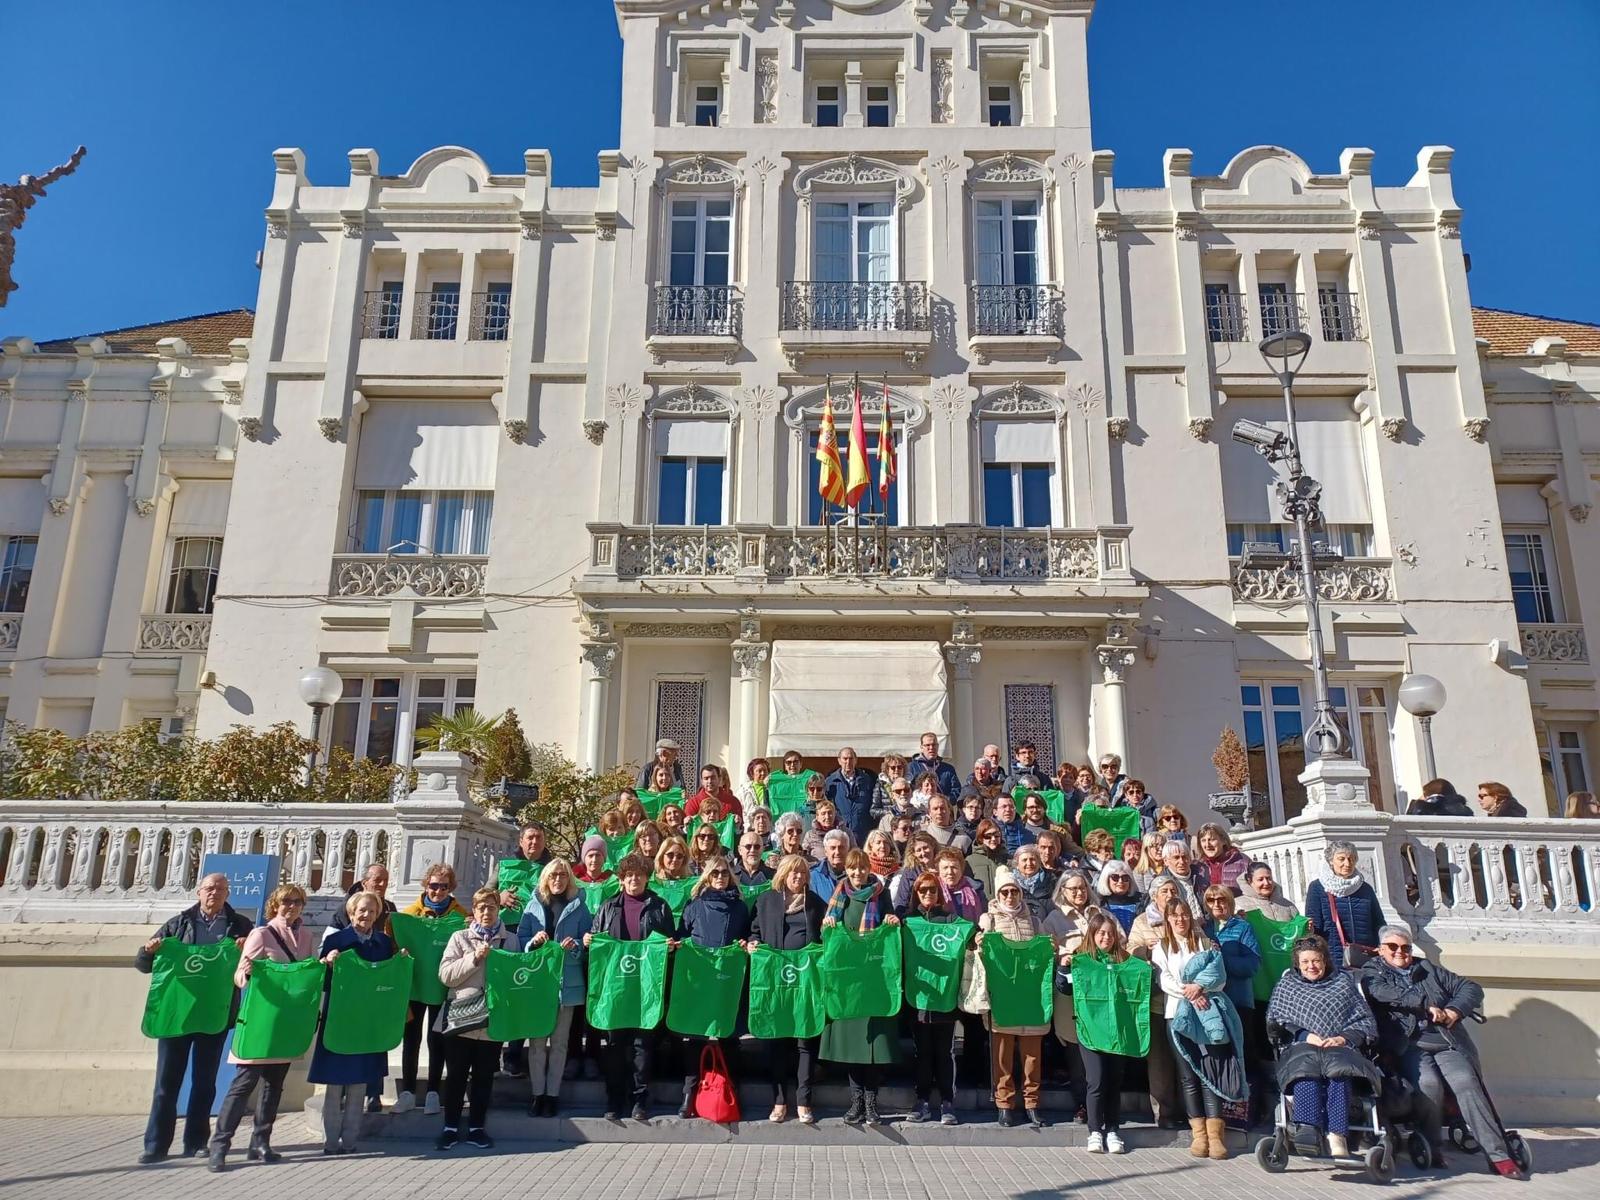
top-left (133, 737), bottom-right (1529, 1180)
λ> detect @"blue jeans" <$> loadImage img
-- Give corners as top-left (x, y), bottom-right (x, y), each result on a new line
top-left (1292, 1076), bottom-right (1351, 1135)
top-left (144, 1031), bottom-right (228, 1156)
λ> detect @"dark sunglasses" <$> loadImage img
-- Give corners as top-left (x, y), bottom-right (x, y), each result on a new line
top-left (424, 882), bottom-right (450, 891)
top-left (1382, 942), bottom-right (1412, 952)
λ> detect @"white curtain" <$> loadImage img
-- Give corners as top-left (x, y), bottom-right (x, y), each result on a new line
top-left (981, 419), bottom-right (1056, 464)
top-left (814, 204), bottom-right (849, 281)
top-left (1220, 400), bottom-right (1370, 525)
top-left (355, 401), bottom-right (499, 490)
top-left (859, 204), bottom-right (893, 282)
top-left (169, 480), bottom-right (231, 536)
top-left (975, 201), bottom-right (1005, 285)
top-left (767, 640), bottom-right (949, 757)
top-left (1497, 483), bottom-right (1551, 526)
top-left (655, 419), bottom-right (731, 457)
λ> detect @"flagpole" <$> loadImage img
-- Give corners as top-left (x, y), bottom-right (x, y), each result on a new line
top-left (881, 374), bottom-right (890, 567)
top-left (823, 374), bottom-right (834, 575)
top-left (851, 373), bottom-right (861, 575)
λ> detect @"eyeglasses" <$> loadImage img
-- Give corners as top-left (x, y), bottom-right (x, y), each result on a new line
top-left (1382, 942), bottom-right (1412, 953)
top-left (915, 886), bottom-right (939, 895)
top-left (424, 882), bottom-right (450, 891)
top-left (891, 788), bottom-right (910, 797)
top-left (710, 870), bottom-right (731, 878)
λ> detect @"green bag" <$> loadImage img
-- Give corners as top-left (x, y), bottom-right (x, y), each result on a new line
top-left (388, 911), bottom-right (466, 1005)
top-left (739, 881), bottom-right (772, 911)
top-left (685, 813), bottom-right (739, 850)
top-left (821, 923), bottom-right (902, 1020)
top-left (232, 957), bottom-right (325, 1059)
top-left (140, 938), bottom-right (242, 1039)
top-left (1242, 910), bottom-right (1311, 1003)
top-left (639, 787), bottom-right (683, 820)
top-left (1078, 805), bottom-right (1143, 848)
top-left (666, 941), bottom-right (748, 1039)
top-left (902, 918), bottom-right (974, 1013)
top-left (484, 943), bottom-right (565, 1041)
top-left (747, 944), bottom-right (826, 1039)
top-left (605, 829), bottom-right (638, 869)
top-left (1071, 952), bottom-right (1151, 1056)
top-left (649, 877), bottom-right (696, 917)
top-left (586, 933), bottom-right (670, 1030)
top-left (765, 773), bottom-right (812, 818)
top-left (1012, 786), bottom-right (1067, 826)
top-left (980, 934), bottom-right (1055, 1028)
top-left (496, 858), bottom-right (542, 929)
top-left (578, 876), bottom-right (621, 914)
top-left (322, 953), bottom-right (411, 1054)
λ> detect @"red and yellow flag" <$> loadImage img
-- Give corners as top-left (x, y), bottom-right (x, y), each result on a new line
top-left (816, 383), bottom-right (847, 508)
top-left (845, 375), bottom-right (871, 509)
top-left (875, 379), bottom-right (897, 503)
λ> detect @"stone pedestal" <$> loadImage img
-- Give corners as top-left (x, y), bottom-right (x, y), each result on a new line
top-left (393, 750), bottom-right (517, 896)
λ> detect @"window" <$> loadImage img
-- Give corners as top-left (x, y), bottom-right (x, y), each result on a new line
top-left (693, 83), bottom-right (721, 127)
top-left (374, 281), bottom-right (403, 340)
top-left (656, 455), bottom-right (725, 525)
top-left (1258, 282), bottom-right (1300, 338)
top-left (413, 676), bottom-right (476, 756)
top-left (1318, 283), bottom-right (1359, 341)
top-left (479, 282), bottom-right (512, 341)
top-left (986, 83), bottom-right (1016, 126)
top-left (815, 200), bottom-right (894, 283)
top-left (813, 83), bottom-right (841, 127)
top-left (1205, 282), bottom-right (1246, 342)
top-left (1227, 523), bottom-right (1374, 557)
top-left (421, 282), bottom-right (460, 340)
top-left (0, 537), bottom-right (37, 613)
top-left (329, 674), bottom-right (477, 766)
top-left (1504, 531), bottom-right (1562, 623)
top-left (1241, 679), bottom-right (1396, 823)
top-left (865, 83), bottom-right (893, 127)
top-left (354, 490), bottom-right (493, 555)
top-left (974, 198), bottom-right (1040, 288)
top-left (806, 428), bottom-right (900, 525)
top-left (1551, 728), bottom-right (1591, 799)
top-left (1003, 684), bottom-right (1057, 770)
top-left (983, 464), bottom-right (1051, 528)
top-left (669, 197), bottom-right (733, 287)
top-left (165, 537), bottom-right (223, 615)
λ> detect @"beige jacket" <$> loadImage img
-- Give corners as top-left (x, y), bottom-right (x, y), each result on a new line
top-left (436, 924), bottom-right (519, 1042)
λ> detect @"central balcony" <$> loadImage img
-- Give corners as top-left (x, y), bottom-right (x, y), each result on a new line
top-left (330, 554), bottom-right (487, 599)
top-left (647, 284), bottom-right (743, 365)
top-left (779, 281), bottom-right (932, 371)
top-left (968, 283), bottom-right (1064, 363)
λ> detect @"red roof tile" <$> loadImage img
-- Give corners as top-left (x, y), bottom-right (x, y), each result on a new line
top-left (1472, 306), bottom-right (1600, 356)
top-left (33, 308), bottom-right (254, 356)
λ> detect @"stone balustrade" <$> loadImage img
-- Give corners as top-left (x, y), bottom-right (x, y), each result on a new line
top-left (137, 613), bottom-right (212, 652)
top-left (330, 554), bottom-right (488, 599)
top-left (1231, 557), bottom-right (1395, 603)
top-left (1519, 622), bottom-right (1589, 664)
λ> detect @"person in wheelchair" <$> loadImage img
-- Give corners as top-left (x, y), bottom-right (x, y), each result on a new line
top-left (1361, 926), bottom-right (1527, 1180)
top-left (1265, 934), bottom-right (1380, 1159)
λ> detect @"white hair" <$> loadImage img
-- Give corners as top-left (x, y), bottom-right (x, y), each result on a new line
top-left (822, 829), bottom-right (851, 848)
top-left (1378, 923), bottom-right (1413, 944)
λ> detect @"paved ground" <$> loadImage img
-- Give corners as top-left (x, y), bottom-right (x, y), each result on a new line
top-left (1, 1118), bottom-right (1595, 1200)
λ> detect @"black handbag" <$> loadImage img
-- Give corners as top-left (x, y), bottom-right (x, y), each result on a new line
top-left (439, 990), bottom-right (489, 1036)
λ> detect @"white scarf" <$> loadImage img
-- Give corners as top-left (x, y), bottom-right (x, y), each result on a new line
top-left (1318, 863), bottom-right (1364, 898)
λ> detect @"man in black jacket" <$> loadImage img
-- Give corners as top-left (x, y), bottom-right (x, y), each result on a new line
top-left (134, 873), bottom-right (253, 1165)
top-left (1405, 779), bottom-right (1475, 818)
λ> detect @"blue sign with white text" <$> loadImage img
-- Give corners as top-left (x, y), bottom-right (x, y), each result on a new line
top-left (200, 853), bottom-right (280, 923)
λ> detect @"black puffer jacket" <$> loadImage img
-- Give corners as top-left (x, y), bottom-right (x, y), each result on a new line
top-left (590, 890), bottom-right (676, 941)
top-left (1361, 957), bottom-right (1485, 1051)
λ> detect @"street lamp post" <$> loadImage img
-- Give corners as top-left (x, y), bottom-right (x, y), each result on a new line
top-left (297, 666), bottom-right (344, 782)
top-left (1233, 329), bottom-right (1350, 762)
top-left (1398, 673), bottom-right (1448, 782)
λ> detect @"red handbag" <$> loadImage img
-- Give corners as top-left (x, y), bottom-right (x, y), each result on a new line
top-left (692, 1042), bottom-right (741, 1123)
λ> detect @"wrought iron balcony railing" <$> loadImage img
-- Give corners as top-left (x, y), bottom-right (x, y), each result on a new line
top-left (1318, 291), bottom-right (1364, 342)
top-left (651, 285), bottom-right (742, 338)
top-left (780, 281), bottom-right (930, 332)
top-left (413, 289), bottom-right (461, 341)
top-left (1204, 291), bottom-right (1248, 342)
top-left (360, 290), bottom-right (403, 340)
top-left (468, 290), bottom-right (512, 341)
top-left (1258, 291), bottom-right (1308, 339)
top-left (969, 284), bottom-right (1063, 338)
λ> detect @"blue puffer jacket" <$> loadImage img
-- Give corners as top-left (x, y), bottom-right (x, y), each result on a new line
top-left (516, 892), bottom-right (591, 1006)
top-left (679, 886), bottom-right (752, 948)
top-left (995, 814), bottom-right (1031, 855)
top-left (1205, 914), bottom-right (1263, 1010)
top-left (1304, 879), bottom-right (1386, 963)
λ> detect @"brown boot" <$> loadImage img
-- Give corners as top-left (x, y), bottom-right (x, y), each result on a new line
top-left (1206, 1117), bottom-right (1229, 1160)
top-left (1188, 1117), bottom-right (1209, 1158)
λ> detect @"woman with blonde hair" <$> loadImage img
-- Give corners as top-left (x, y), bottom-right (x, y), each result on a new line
top-left (676, 855), bottom-right (752, 1117)
top-left (514, 859), bottom-right (589, 1116)
top-left (747, 853), bottom-right (827, 1124)
top-left (654, 837), bottom-right (694, 881)
top-left (863, 829), bottom-right (901, 882)
top-left (1154, 899), bottom-right (1243, 1160)
top-left (1132, 832), bottom-right (1166, 894)
top-left (207, 883), bottom-right (313, 1171)
top-left (1566, 790), bottom-right (1599, 818)
top-left (688, 820), bottom-right (725, 874)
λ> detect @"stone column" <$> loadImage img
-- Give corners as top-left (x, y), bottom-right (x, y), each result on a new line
top-left (731, 638), bottom-right (771, 771)
top-left (1095, 644), bottom-right (1135, 769)
top-left (579, 641), bottom-right (618, 773)
top-left (394, 749), bottom-right (517, 894)
top-left (944, 618), bottom-right (982, 768)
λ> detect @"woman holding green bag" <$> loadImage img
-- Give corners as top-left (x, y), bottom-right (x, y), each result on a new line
top-left (1074, 912), bottom-right (1138, 1154)
top-left (676, 856), bottom-right (752, 1117)
top-left (310, 891), bottom-right (401, 1156)
top-left (207, 884), bottom-right (313, 1172)
top-left (903, 872), bottom-right (963, 1126)
top-left (434, 887), bottom-right (520, 1151)
top-left (397, 865), bottom-right (470, 1117)
top-left (819, 849), bottom-right (902, 1126)
top-left (748, 853), bottom-right (826, 1124)
top-left (978, 867), bottom-right (1050, 1129)
top-left (515, 859), bottom-right (589, 1116)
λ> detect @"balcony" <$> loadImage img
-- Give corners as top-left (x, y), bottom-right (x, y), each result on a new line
top-left (779, 281), bottom-right (932, 370)
top-left (1520, 623), bottom-right (1589, 665)
top-left (360, 291), bottom-right (403, 340)
top-left (1258, 292), bottom-right (1308, 339)
top-left (1231, 557), bottom-right (1394, 603)
top-left (468, 290), bottom-right (512, 341)
top-left (0, 614), bottom-right (20, 652)
top-left (1318, 291), bottom-right (1364, 342)
top-left (137, 614), bottom-right (211, 653)
top-left (330, 554), bottom-right (487, 599)
top-left (412, 290), bottom-right (461, 341)
top-left (584, 522), bottom-right (1135, 587)
top-left (647, 284), bottom-right (743, 365)
top-left (1205, 291), bottom-right (1248, 342)
top-left (968, 284), bottom-right (1064, 363)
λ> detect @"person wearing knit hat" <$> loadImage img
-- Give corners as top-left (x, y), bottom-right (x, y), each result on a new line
top-left (992, 865), bottom-right (1019, 893)
top-left (575, 835), bottom-right (612, 883)
top-left (980, 865), bottom-right (1049, 1129)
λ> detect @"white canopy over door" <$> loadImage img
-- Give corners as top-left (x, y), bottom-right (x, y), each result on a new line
top-left (766, 640), bottom-right (949, 757)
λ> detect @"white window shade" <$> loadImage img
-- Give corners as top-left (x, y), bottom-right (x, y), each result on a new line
top-left (169, 480), bottom-right (231, 536)
top-left (1220, 403), bottom-right (1371, 525)
top-left (355, 401), bottom-right (499, 490)
top-left (981, 419), bottom-right (1056, 464)
top-left (0, 477), bottom-right (46, 535)
top-left (1497, 483), bottom-right (1551, 526)
top-left (654, 418), bottom-right (730, 458)
top-left (766, 640), bottom-right (949, 757)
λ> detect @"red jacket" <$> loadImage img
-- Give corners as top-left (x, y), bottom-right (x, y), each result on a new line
top-left (686, 787), bottom-right (743, 820)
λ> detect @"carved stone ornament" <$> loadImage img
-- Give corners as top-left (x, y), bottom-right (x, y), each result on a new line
top-left (652, 383), bottom-right (734, 416)
top-left (341, 216), bottom-right (364, 238)
top-left (750, 156), bottom-right (780, 183)
top-left (1358, 219), bottom-right (1383, 241)
top-left (979, 380), bottom-right (1061, 417)
top-left (739, 385), bottom-right (780, 417)
top-left (1380, 416), bottom-right (1407, 442)
top-left (266, 218), bottom-right (289, 239)
top-left (733, 642), bottom-right (771, 680)
top-left (1097, 645), bottom-right (1136, 682)
top-left (317, 416), bottom-right (343, 442)
top-left (596, 219), bottom-right (617, 241)
top-left (1173, 216), bottom-right (1199, 241)
top-left (606, 383), bottom-right (646, 415)
top-left (1463, 417), bottom-right (1491, 443)
top-left (979, 625), bottom-right (1094, 642)
top-left (237, 416), bottom-right (263, 441)
top-left (783, 384), bottom-right (927, 431)
top-left (133, 498), bottom-right (156, 518)
top-left (756, 54), bottom-right (778, 123)
top-left (795, 154), bottom-right (915, 210)
top-left (929, 154), bottom-right (962, 182)
top-left (931, 383), bottom-right (973, 423)
top-left (1069, 383), bottom-right (1103, 415)
top-left (932, 54), bottom-right (954, 123)
top-left (582, 420), bottom-right (607, 445)
top-left (624, 622), bottom-right (733, 640)
top-left (1437, 215), bottom-right (1462, 239)
top-left (1188, 416), bottom-right (1214, 441)
top-left (1095, 217), bottom-right (1120, 242)
top-left (658, 154), bottom-right (742, 193)
top-left (1106, 416), bottom-right (1131, 441)
top-left (969, 153), bottom-right (1048, 187)
top-left (1571, 503), bottom-right (1592, 524)
top-left (47, 497), bottom-right (69, 516)
top-left (504, 418), bottom-right (530, 444)
top-left (1062, 153), bottom-right (1087, 176)
top-left (581, 642), bottom-right (618, 680)
top-left (520, 213), bottom-right (544, 240)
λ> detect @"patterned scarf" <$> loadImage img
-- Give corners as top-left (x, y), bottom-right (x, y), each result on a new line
top-left (470, 919), bottom-right (504, 941)
top-left (825, 879), bottom-right (885, 929)
top-left (869, 851), bottom-right (901, 879)
top-left (1319, 863), bottom-right (1365, 898)
top-left (1266, 966), bottom-right (1375, 1040)
top-left (941, 879), bottom-right (984, 921)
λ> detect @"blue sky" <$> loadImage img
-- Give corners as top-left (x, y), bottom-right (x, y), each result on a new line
top-left (4, 0), bottom-right (1597, 341)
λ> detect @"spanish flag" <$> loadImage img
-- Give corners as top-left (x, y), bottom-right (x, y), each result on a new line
top-left (816, 381), bottom-right (847, 508)
top-left (876, 379), bottom-right (897, 503)
top-left (845, 375), bottom-right (871, 509)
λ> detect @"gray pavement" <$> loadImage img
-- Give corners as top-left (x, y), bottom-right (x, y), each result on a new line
top-left (1, 1117), bottom-right (1595, 1200)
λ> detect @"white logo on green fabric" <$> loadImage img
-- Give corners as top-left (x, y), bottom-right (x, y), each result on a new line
top-left (779, 963), bottom-right (801, 986)
top-left (1271, 932), bottom-right (1295, 952)
top-left (512, 967), bottom-right (533, 987)
top-left (619, 955), bottom-right (640, 977)
top-left (928, 932), bottom-right (956, 955)
top-left (183, 955), bottom-right (207, 975)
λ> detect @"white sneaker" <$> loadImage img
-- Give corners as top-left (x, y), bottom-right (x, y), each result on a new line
top-left (423, 1091), bottom-right (441, 1116)
top-left (1106, 1131), bottom-right (1126, 1155)
top-left (392, 1091), bottom-right (416, 1115)
top-left (1086, 1131), bottom-right (1105, 1154)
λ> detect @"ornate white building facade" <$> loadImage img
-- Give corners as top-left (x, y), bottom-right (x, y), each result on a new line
top-left (5, 0), bottom-right (1600, 823)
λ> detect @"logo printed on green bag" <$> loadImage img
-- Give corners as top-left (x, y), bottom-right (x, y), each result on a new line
top-left (1270, 930), bottom-right (1295, 952)
top-left (619, 955), bottom-right (640, 977)
top-left (779, 959), bottom-right (808, 986)
top-left (927, 931), bottom-right (958, 955)
top-left (512, 967), bottom-right (534, 987)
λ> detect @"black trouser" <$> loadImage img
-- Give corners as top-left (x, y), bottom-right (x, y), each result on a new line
top-left (400, 1001), bottom-right (444, 1095)
top-left (913, 1023), bottom-right (957, 1105)
top-left (568, 1006), bottom-right (605, 1069)
top-left (209, 1062), bottom-right (291, 1152)
top-left (1081, 1048), bottom-right (1125, 1133)
top-left (441, 1036), bottom-right (500, 1130)
top-left (1175, 1041), bottom-right (1223, 1120)
top-left (768, 1037), bottom-right (817, 1107)
top-left (143, 1031), bottom-right (228, 1156)
top-left (957, 1013), bottom-right (988, 1085)
top-left (606, 1029), bottom-right (656, 1112)
top-left (502, 1038), bottom-right (526, 1073)
top-left (847, 1063), bottom-right (882, 1096)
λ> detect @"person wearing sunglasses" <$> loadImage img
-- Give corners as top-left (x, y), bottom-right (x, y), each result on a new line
top-left (966, 819), bottom-right (1008, 899)
top-left (397, 864), bottom-right (470, 1117)
top-left (677, 856), bottom-right (753, 1117)
top-left (733, 833), bottom-right (774, 887)
top-left (979, 868), bottom-right (1050, 1128)
top-left (903, 871), bottom-right (962, 1126)
top-left (870, 753), bottom-right (911, 823)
